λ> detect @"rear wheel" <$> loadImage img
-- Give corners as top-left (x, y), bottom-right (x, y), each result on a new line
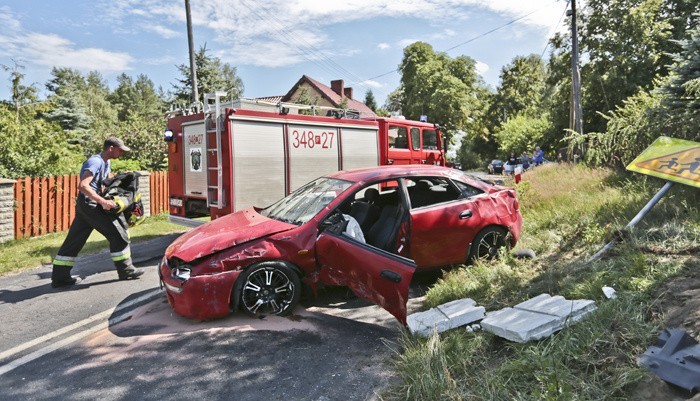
top-left (468, 227), bottom-right (510, 263)
top-left (239, 263), bottom-right (300, 317)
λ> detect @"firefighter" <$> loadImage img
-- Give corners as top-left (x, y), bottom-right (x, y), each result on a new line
top-left (51, 137), bottom-right (144, 288)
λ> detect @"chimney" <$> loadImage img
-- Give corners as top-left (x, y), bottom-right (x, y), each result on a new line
top-left (343, 87), bottom-right (353, 100)
top-left (330, 79), bottom-right (344, 96)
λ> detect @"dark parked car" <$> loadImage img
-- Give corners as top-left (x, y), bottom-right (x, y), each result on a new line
top-left (488, 159), bottom-right (504, 174)
top-left (160, 165), bottom-right (523, 323)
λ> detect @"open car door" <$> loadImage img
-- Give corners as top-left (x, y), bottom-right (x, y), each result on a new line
top-left (315, 213), bottom-right (416, 324)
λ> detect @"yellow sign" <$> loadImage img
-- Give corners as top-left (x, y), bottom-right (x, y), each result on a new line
top-left (627, 136), bottom-right (700, 188)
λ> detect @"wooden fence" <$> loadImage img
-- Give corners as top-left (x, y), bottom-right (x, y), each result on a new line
top-left (13, 172), bottom-right (169, 240)
top-left (149, 171), bottom-right (169, 216)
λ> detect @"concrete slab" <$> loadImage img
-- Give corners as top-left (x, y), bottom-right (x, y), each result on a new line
top-left (407, 308), bottom-right (448, 337)
top-left (514, 294), bottom-right (597, 325)
top-left (437, 299), bottom-right (485, 332)
top-left (407, 298), bottom-right (484, 337)
top-left (482, 294), bottom-right (597, 343)
top-left (481, 307), bottom-right (562, 343)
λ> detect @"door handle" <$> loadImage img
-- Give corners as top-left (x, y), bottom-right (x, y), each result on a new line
top-left (380, 270), bottom-right (402, 283)
top-left (459, 210), bottom-right (473, 219)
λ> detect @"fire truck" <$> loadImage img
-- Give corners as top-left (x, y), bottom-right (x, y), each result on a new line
top-left (164, 92), bottom-right (446, 225)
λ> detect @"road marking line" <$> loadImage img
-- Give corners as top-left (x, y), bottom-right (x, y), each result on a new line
top-left (0, 289), bottom-right (161, 375)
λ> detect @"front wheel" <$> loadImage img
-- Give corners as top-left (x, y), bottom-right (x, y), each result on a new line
top-left (468, 227), bottom-right (510, 263)
top-left (239, 263), bottom-right (301, 317)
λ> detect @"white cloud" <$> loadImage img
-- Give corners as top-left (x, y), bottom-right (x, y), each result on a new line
top-left (20, 33), bottom-right (133, 72)
top-left (361, 80), bottom-right (383, 89)
top-left (398, 38), bottom-right (421, 48)
top-left (97, 0), bottom-right (561, 70)
top-left (0, 6), bottom-right (133, 74)
top-left (144, 24), bottom-right (181, 39)
top-left (475, 61), bottom-right (489, 75)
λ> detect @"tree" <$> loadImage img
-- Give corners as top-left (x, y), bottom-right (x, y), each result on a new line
top-left (173, 45), bottom-right (244, 105)
top-left (1, 61), bottom-right (38, 122)
top-left (110, 73), bottom-right (164, 121)
top-left (383, 88), bottom-right (404, 115)
top-left (398, 42), bottom-right (485, 143)
top-left (363, 89), bottom-right (377, 112)
top-left (494, 54), bottom-right (547, 120)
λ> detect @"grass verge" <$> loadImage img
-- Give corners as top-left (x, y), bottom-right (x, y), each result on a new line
top-left (0, 214), bottom-right (187, 276)
top-left (387, 163), bottom-right (700, 400)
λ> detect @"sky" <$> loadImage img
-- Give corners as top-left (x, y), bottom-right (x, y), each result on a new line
top-left (0, 0), bottom-right (572, 106)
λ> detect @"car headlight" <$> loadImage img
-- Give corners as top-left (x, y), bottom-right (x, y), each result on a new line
top-left (167, 258), bottom-right (192, 282)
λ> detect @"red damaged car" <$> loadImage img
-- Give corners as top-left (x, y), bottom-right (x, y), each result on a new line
top-left (160, 165), bottom-right (522, 324)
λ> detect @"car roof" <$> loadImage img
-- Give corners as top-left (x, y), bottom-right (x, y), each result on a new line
top-left (327, 165), bottom-right (470, 184)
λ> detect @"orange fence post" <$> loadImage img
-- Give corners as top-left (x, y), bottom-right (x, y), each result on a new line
top-left (48, 176), bottom-right (56, 234)
top-left (31, 178), bottom-right (40, 237)
top-left (40, 177), bottom-right (48, 235)
top-left (22, 177), bottom-right (31, 238)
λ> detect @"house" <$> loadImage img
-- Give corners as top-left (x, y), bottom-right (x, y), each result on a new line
top-left (281, 75), bottom-right (377, 119)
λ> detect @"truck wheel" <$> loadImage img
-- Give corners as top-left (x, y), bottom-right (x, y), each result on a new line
top-left (468, 227), bottom-right (510, 263)
top-left (239, 263), bottom-right (301, 317)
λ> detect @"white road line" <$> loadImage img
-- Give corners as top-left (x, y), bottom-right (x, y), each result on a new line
top-left (0, 289), bottom-right (161, 376)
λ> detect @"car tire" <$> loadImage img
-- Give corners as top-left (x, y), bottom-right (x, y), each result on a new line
top-left (468, 226), bottom-right (510, 263)
top-left (239, 262), bottom-right (301, 317)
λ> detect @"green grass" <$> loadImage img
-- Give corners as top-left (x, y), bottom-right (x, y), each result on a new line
top-left (0, 214), bottom-right (187, 276)
top-left (387, 163), bottom-right (700, 401)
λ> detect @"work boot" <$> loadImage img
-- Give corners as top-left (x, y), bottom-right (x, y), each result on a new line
top-left (117, 265), bottom-right (144, 280)
top-left (51, 266), bottom-right (82, 288)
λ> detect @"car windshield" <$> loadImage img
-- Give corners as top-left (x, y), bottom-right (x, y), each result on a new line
top-left (260, 177), bottom-right (353, 225)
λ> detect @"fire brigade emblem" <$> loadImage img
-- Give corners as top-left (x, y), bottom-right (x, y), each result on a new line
top-left (190, 148), bottom-right (202, 172)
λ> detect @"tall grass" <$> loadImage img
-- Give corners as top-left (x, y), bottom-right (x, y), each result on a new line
top-left (387, 164), bottom-right (700, 401)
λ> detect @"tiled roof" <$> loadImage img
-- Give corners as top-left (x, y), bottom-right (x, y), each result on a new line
top-left (284, 75), bottom-right (377, 118)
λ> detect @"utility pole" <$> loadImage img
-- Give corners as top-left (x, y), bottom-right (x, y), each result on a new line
top-left (568, 0), bottom-right (583, 138)
top-left (185, 0), bottom-right (199, 109)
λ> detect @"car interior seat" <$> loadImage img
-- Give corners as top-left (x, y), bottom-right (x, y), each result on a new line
top-left (366, 205), bottom-right (401, 251)
top-left (349, 188), bottom-right (380, 232)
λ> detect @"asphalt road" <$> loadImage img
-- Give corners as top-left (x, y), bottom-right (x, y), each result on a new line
top-left (0, 233), bottom-right (432, 401)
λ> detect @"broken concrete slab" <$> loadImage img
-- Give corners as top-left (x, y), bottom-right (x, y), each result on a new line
top-left (481, 294), bottom-right (597, 343)
top-left (481, 307), bottom-right (562, 343)
top-left (407, 298), bottom-right (485, 337)
top-left (514, 294), bottom-right (597, 325)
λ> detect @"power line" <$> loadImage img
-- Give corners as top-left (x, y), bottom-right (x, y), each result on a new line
top-left (364, 0), bottom-right (559, 83)
top-left (541, 0), bottom-right (570, 58)
top-left (238, 0), bottom-right (371, 92)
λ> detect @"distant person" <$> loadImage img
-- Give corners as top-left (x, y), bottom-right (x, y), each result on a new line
top-left (534, 146), bottom-right (544, 166)
top-left (521, 152), bottom-right (530, 170)
top-left (506, 152), bottom-right (519, 175)
top-left (51, 137), bottom-right (144, 288)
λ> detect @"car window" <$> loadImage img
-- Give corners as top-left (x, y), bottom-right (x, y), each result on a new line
top-left (388, 126), bottom-right (409, 149)
top-left (262, 177), bottom-right (352, 225)
top-left (406, 177), bottom-right (461, 208)
top-left (453, 180), bottom-right (484, 198)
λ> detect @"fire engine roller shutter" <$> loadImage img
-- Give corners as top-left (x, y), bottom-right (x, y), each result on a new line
top-left (182, 122), bottom-right (208, 197)
top-left (231, 120), bottom-right (286, 211)
top-left (288, 124), bottom-right (339, 192)
top-left (340, 127), bottom-right (380, 170)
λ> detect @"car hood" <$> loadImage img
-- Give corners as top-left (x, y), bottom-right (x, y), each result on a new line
top-left (165, 208), bottom-right (296, 262)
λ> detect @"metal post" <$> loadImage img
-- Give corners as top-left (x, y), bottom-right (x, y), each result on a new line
top-left (586, 181), bottom-right (674, 264)
top-left (569, 0), bottom-right (583, 137)
top-left (185, 0), bottom-right (199, 109)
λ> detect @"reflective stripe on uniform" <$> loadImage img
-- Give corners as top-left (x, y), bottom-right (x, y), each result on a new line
top-left (111, 246), bottom-right (131, 261)
top-left (53, 255), bottom-right (76, 266)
